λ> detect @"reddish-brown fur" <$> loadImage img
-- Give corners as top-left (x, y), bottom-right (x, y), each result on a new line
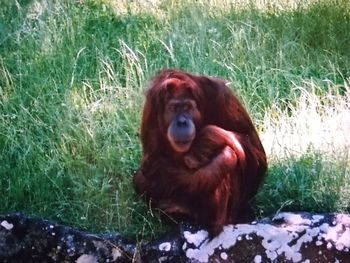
top-left (133, 69), bottom-right (267, 235)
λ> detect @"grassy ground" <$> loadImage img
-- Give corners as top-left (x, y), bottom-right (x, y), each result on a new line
top-left (0, 0), bottom-right (349, 239)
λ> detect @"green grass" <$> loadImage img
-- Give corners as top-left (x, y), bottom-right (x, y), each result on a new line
top-left (0, 0), bottom-right (349, 238)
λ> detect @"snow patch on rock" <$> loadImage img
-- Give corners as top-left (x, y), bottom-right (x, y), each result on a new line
top-left (183, 212), bottom-right (350, 262)
top-left (159, 242), bottom-right (172, 252)
top-left (1, 220), bottom-right (14, 230)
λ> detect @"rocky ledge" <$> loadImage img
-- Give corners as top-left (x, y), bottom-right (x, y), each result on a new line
top-left (0, 212), bottom-right (349, 262)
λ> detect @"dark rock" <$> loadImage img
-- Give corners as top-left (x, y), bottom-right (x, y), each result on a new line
top-left (1, 212), bottom-right (350, 262)
top-left (0, 213), bottom-right (134, 262)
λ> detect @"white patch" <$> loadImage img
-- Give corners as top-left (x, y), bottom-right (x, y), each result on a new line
top-left (322, 223), bottom-right (342, 241)
top-left (302, 260), bottom-right (310, 263)
top-left (112, 248), bottom-right (122, 260)
top-left (185, 225), bottom-right (235, 263)
top-left (49, 225), bottom-right (54, 229)
top-left (159, 242), bottom-right (171, 252)
top-left (186, 248), bottom-right (210, 263)
top-left (266, 250), bottom-right (278, 261)
top-left (220, 252), bottom-right (228, 260)
top-left (327, 242), bottom-right (332, 249)
top-left (307, 227), bottom-right (320, 238)
top-left (320, 223), bottom-right (330, 232)
top-left (183, 213), bottom-right (350, 262)
top-left (273, 213), bottom-right (311, 226)
top-left (335, 243), bottom-right (344, 251)
top-left (316, 241), bottom-right (323, 246)
top-left (320, 222), bottom-right (350, 251)
top-left (312, 215), bottom-right (324, 223)
top-left (1, 220), bottom-right (14, 230)
top-left (337, 228), bottom-right (350, 248)
top-left (335, 214), bottom-right (350, 225)
top-left (254, 255), bottom-right (262, 263)
top-left (184, 230), bottom-right (208, 247)
top-left (76, 254), bottom-right (98, 263)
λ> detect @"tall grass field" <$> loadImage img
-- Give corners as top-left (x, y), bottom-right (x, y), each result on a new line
top-left (0, 0), bottom-right (349, 238)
